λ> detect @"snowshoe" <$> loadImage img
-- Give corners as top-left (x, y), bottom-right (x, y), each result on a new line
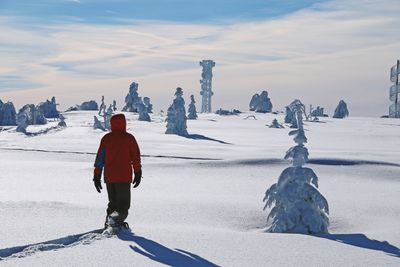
top-left (103, 212), bottom-right (130, 235)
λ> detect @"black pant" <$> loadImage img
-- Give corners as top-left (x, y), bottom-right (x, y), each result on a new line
top-left (106, 183), bottom-right (131, 223)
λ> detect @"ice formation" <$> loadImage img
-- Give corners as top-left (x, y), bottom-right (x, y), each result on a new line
top-left (200, 60), bottom-right (215, 113)
top-left (187, 95), bottom-right (198, 120)
top-left (165, 87), bottom-right (188, 136)
top-left (250, 91), bottom-right (273, 113)
top-left (0, 100), bottom-right (17, 126)
top-left (80, 100), bottom-right (98, 111)
top-left (269, 119), bottom-right (284, 128)
top-left (38, 97), bottom-right (59, 118)
top-left (263, 105), bottom-right (329, 234)
top-left (333, 100), bottom-right (349, 119)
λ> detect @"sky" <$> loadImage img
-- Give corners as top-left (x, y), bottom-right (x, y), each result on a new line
top-left (0, 0), bottom-right (399, 116)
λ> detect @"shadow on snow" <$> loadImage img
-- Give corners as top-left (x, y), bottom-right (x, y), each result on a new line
top-left (183, 134), bottom-right (232, 145)
top-left (316, 233), bottom-right (400, 258)
top-left (0, 229), bottom-right (220, 266)
top-left (117, 230), bottom-right (220, 267)
top-left (308, 158), bottom-right (400, 167)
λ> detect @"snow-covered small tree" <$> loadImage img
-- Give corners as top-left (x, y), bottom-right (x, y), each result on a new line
top-left (263, 105), bottom-right (329, 234)
top-left (123, 82), bottom-right (142, 112)
top-left (58, 114), bottom-right (67, 127)
top-left (112, 100), bottom-right (117, 111)
top-left (333, 100), bottom-right (349, 119)
top-left (249, 94), bottom-right (260, 111)
top-left (187, 95), bottom-right (198, 120)
top-left (269, 118), bottom-right (284, 128)
top-left (165, 87), bottom-right (188, 136)
top-left (285, 99), bottom-right (306, 128)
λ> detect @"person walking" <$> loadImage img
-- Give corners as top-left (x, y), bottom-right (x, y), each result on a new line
top-left (93, 113), bottom-right (142, 228)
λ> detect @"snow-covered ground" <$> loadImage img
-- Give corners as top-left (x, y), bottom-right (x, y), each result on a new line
top-left (0, 111), bottom-right (399, 266)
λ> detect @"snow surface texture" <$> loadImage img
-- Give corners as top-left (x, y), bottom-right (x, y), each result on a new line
top-left (1, 111), bottom-right (400, 266)
top-left (264, 107), bottom-right (329, 234)
top-left (249, 90), bottom-right (273, 113)
top-left (165, 87), bottom-right (188, 136)
top-left (333, 100), bottom-right (349, 119)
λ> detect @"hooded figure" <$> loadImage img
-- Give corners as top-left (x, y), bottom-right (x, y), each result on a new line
top-left (93, 113), bottom-right (142, 228)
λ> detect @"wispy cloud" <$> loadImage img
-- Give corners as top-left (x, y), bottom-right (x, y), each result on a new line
top-left (0, 0), bottom-right (399, 116)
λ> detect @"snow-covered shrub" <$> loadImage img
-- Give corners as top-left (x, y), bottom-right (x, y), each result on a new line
top-left (249, 94), bottom-right (260, 111)
top-left (165, 87), bottom-right (188, 136)
top-left (333, 100), bottom-right (349, 119)
top-left (187, 95), bottom-right (198, 120)
top-left (269, 119), bottom-right (284, 128)
top-left (0, 100), bottom-right (17, 126)
top-left (263, 106), bottom-right (329, 234)
top-left (80, 100), bottom-right (98, 111)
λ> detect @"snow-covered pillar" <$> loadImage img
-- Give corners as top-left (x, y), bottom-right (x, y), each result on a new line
top-left (389, 60), bottom-right (400, 118)
top-left (199, 60), bottom-right (215, 113)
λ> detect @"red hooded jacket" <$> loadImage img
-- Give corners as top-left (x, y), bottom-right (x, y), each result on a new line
top-left (94, 114), bottom-right (141, 183)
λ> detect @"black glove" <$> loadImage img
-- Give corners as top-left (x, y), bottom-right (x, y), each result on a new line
top-left (133, 170), bottom-right (142, 188)
top-left (93, 175), bottom-right (102, 193)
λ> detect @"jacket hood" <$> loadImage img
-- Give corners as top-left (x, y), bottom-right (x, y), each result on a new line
top-left (110, 114), bottom-right (126, 132)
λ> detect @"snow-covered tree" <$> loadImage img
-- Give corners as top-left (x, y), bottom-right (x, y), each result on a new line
top-left (80, 100), bottom-right (98, 110)
top-left (333, 100), bottom-right (349, 119)
top-left (255, 91), bottom-right (273, 113)
top-left (17, 104), bottom-right (47, 126)
top-left (123, 82), bottom-right (141, 112)
top-left (250, 91), bottom-right (273, 113)
top-left (38, 96), bottom-right (59, 118)
top-left (263, 105), bottom-right (329, 234)
top-left (187, 95), bottom-right (198, 120)
top-left (0, 100), bottom-right (17, 126)
top-left (138, 99), bottom-right (151, 122)
top-left (165, 87), bottom-right (188, 136)
top-left (285, 99), bottom-right (306, 128)
top-left (112, 100), bottom-right (117, 111)
top-left (249, 94), bottom-right (260, 111)
top-left (143, 97), bottom-right (153, 114)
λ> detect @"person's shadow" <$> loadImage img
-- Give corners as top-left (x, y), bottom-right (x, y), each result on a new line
top-left (0, 229), bottom-right (220, 266)
top-left (316, 233), bottom-right (400, 258)
top-left (117, 230), bottom-right (220, 267)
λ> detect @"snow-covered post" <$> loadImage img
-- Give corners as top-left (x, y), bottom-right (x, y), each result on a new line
top-left (165, 87), bottom-right (188, 136)
top-left (187, 95), bottom-right (198, 120)
top-left (199, 60), bottom-right (215, 113)
top-left (263, 105), bottom-right (329, 234)
top-left (333, 100), bottom-right (349, 119)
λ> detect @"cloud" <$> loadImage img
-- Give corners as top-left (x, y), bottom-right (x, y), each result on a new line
top-left (0, 0), bottom-right (399, 116)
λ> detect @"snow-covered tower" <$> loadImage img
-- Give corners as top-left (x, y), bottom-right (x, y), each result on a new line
top-left (389, 60), bottom-right (400, 118)
top-left (263, 104), bottom-right (329, 234)
top-left (199, 60), bottom-right (215, 113)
